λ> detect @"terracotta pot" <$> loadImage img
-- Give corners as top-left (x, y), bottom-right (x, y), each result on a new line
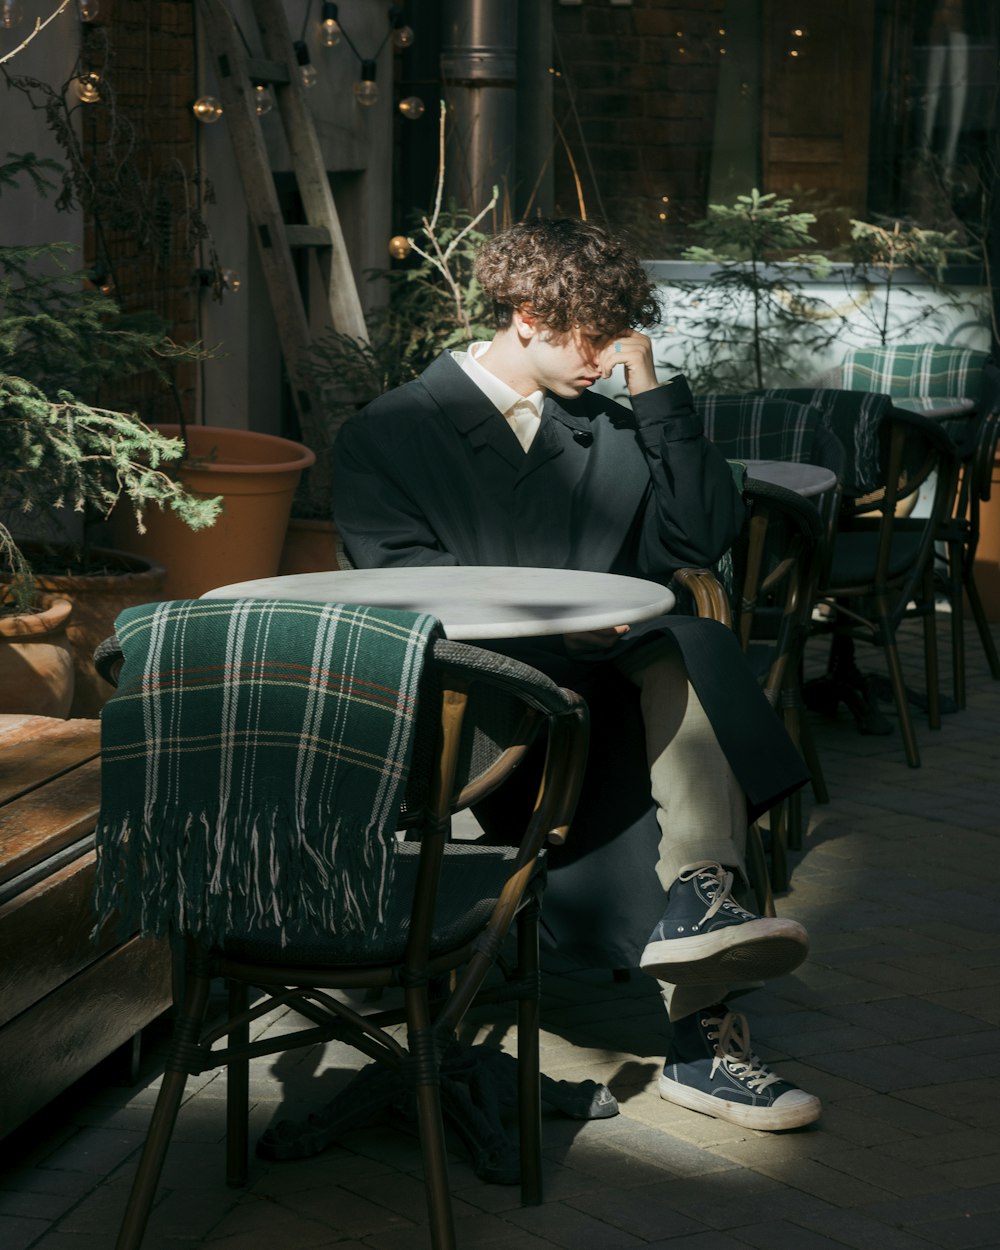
top-left (278, 518), bottom-right (340, 575)
top-left (112, 425), bottom-right (316, 600)
top-left (16, 548), bottom-right (167, 718)
top-left (0, 598), bottom-right (75, 718)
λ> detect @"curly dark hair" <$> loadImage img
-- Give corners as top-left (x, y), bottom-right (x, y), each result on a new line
top-left (473, 218), bottom-right (661, 336)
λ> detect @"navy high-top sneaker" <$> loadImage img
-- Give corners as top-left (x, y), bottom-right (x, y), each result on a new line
top-left (639, 861), bottom-right (808, 984)
top-left (659, 1004), bottom-right (821, 1130)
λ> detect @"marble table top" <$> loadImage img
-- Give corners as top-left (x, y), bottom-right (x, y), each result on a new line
top-left (740, 460), bottom-right (839, 498)
top-left (203, 565), bottom-right (677, 641)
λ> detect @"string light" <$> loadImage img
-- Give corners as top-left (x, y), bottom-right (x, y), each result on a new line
top-left (192, 95), bottom-right (224, 123)
top-left (390, 5), bottom-right (414, 49)
top-left (398, 96), bottom-right (425, 120)
top-left (354, 59), bottom-right (378, 107)
top-left (0, 0), bottom-right (22, 29)
top-left (294, 40), bottom-right (318, 88)
top-left (75, 72), bottom-right (102, 103)
top-left (319, 1), bottom-right (341, 48)
top-left (253, 83), bottom-right (274, 115)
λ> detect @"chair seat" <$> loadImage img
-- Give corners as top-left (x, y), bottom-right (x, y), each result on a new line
top-left (225, 840), bottom-right (524, 965)
top-left (826, 529), bottom-right (924, 589)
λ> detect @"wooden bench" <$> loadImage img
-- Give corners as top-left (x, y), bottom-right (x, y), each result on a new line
top-left (0, 714), bottom-right (173, 1139)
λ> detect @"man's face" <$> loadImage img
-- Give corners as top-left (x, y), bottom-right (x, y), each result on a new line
top-left (522, 323), bottom-right (620, 398)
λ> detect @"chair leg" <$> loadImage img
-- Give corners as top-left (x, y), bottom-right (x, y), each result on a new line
top-left (922, 563), bottom-right (941, 731)
top-left (746, 823), bottom-right (776, 917)
top-left (966, 571), bottom-right (1000, 680)
top-left (797, 708), bottom-right (829, 806)
top-left (406, 993), bottom-right (457, 1250)
top-left (882, 629), bottom-right (921, 768)
top-left (226, 980), bottom-right (250, 1188)
top-left (948, 542), bottom-right (967, 708)
top-left (116, 954), bottom-right (213, 1250)
top-left (516, 896), bottom-right (543, 1206)
top-left (768, 802), bottom-right (789, 894)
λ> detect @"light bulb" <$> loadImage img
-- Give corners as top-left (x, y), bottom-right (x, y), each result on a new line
top-left (294, 40), bottom-right (318, 89)
top-left (221, 268), bottom-right (241, 293)
top-left (254, 84), bottom-right (274, 116)
top-left (398, 95), bottom-right (425, 120)
top-left (1, 0), bottom-right (22, 29)
top-left (75, 72), bottom-right (102, 103)
top-left (354, 60), bottom-right (378, 107)
top-left (392, 24), bottom-right (414, 49)
top-left (319, 2), bottom-right (340, 47)
top-left (192, 95), bottom-right (224, 123)
top-left (78, 0), bottom-right (99, 19)
top-left (388, 235), bottom-right (412, 260)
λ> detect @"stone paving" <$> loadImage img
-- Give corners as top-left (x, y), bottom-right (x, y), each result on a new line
top-left (2, 617), bottom-right (999, 1249)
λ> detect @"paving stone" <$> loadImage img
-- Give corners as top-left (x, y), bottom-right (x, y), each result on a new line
top-left (502, 1200), bottom-right (646, 1247)
top-left (4, 618), bottom-right (1000, 1247)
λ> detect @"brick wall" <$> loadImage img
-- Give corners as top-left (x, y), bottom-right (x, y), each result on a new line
top-left (552, 0), bottom-right (725, 252)
top-left (79, 1), bottom-right (200, 425)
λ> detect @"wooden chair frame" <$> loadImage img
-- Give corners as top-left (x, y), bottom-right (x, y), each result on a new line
top-left (98, 637), bottom-right (590, 1250)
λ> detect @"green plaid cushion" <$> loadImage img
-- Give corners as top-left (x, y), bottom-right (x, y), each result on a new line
top-left (838, 345), bottom-right (988, 400)
top-left (694, 393), bottom-right (826, 463)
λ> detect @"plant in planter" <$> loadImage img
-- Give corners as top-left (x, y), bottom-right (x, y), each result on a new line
top-left (0, 156), bottom-right (221, 714)
top-left (842, 216), bottom-right (973, 346)
top-left (663, 188), bottom-right (841, 393)
top-left (301, 103), bottom-right (497, 442)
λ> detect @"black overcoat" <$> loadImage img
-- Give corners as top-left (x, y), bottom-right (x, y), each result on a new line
top-left (332, 352), bottom-right (808, 966)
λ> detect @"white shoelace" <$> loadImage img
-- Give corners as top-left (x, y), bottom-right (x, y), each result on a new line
top-left (676, 860), bottom-right (752, 926)
top-left (705, 1009), bottom-right (781, 1092)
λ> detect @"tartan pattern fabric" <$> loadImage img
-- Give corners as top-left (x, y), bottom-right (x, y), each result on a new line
top-left (759, 387), bottom-right (894, 496)
top-left (694, 394), bottom-right (824, 464)
top-left (837, 345), bottom-right (988, 400)
top-left (94, 598), bottom-right (442, 945)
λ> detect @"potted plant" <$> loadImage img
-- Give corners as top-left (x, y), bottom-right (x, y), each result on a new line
top-left (662, 188), bottom-right (841, 393)
top-left (0, 154), bottom-right (222, 715)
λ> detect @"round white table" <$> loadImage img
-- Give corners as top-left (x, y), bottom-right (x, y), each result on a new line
top-left (202, 565), bottom-right (676, 641)
top-left (740, 460), bottom-right (839, 498)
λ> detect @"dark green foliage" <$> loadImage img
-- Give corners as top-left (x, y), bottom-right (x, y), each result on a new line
top-left (663, 189), bottom-right (841, 393)
top-left (0, 156), bottom-right (219, 610)
top-left (301, 205), bottom-right (496, 431)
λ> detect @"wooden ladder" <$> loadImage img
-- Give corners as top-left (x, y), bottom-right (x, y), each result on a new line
top-left (196, 0), bottom-right (367, 486)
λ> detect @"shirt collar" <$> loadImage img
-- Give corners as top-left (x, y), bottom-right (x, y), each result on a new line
top-left (452, 341), bottom-right (545, 419)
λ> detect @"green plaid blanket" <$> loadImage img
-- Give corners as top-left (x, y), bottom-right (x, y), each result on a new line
top-left (94, 598), bottom-right (442, 945)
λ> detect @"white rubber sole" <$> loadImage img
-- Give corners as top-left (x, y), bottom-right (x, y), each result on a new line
top-left (658, 1073), bottom-right (822, 1131)
top-left (638, 917), bottom-right (808, 984)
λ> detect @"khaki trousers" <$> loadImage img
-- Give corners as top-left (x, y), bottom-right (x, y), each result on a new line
top-left (616, 634), bottom-right (752, 1021)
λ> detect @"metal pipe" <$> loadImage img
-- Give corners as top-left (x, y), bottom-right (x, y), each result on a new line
top-left (440, 0), bottom-right (518, 213)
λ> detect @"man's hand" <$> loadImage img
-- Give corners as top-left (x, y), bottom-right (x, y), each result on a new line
top-left (563, 624), bottom-right (630, 654)
top-left (599, 329), bottom-right (660, 396)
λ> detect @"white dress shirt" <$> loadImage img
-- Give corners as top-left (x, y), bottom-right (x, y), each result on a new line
top-left (451, 342), bottom-right (544, 452)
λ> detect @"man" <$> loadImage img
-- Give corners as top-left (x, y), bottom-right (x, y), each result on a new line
top-left (332, 218), bottom-right (820, 1131)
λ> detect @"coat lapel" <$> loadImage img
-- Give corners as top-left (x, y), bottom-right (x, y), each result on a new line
top-left (420, 352), bottom-right (526, 470)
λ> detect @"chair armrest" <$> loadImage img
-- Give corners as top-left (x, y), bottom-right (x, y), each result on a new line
top-left (93, 633), bottom-right (124, 688)
top-left (673, 568), bottom-right (733, 628)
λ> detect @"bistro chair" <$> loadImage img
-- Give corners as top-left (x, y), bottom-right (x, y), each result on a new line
top-left (922, 360), bottom-right (1000, 706)
top-left (821, 343), bottom-right (988, 403)
top-left (92, 598), bottom-right (589, 1250)
top-left (677, 476), bottom-right (825, 888)
top-left (810, 406), bottom-right (958, 767)
top-left (695, 394), bottom-right (843, 867)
